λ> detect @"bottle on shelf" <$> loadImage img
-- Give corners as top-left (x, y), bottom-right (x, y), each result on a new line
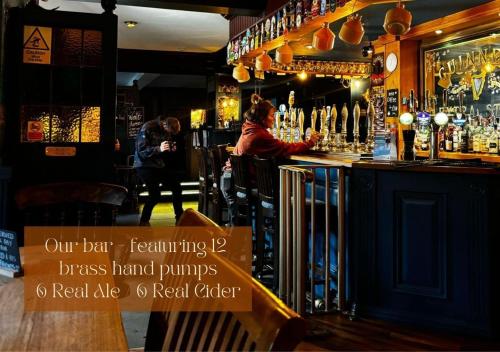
top-left (445, 125), bottom-right (453, 152)
top-left (303, 0), bottom-right (311, 23)
top-left (296, 0), bottom-right (303, 28)
top-left (311, 0), bottom-right (320, 18)
top-left (288, 1), bottom-right (296, 31)
top-left (488, 126), bottom-right (499, 154)
top-left (320, 0), bottom-right (327, 16)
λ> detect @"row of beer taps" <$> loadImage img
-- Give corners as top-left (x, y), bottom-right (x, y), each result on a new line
top-left (273, 91), bottom-right (376, 153)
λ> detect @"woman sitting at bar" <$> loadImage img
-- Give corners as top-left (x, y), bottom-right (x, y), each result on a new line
top-left (221, 93), bottom-right (320, 225)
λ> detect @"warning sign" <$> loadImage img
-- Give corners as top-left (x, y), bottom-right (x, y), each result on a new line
top-left (27, 121), bottom-right (44, 141)
top-left (23, 26), bottom-right (52, 64)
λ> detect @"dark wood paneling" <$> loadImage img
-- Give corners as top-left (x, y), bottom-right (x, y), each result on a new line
top-left (229, 16), bottom-right (260, 39)
top-left (350, 168), bottom-right (499, 337)
top-left (393, 192), bottom-right (447, 298)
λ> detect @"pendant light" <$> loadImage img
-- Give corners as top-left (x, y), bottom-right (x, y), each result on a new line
top-left (276, 40), bottom-right (294, 66)
top-left (312, 22), bottom-right (335, 51)
top-left (339, 14), bottom-right (365, 45)
top-left (383, 0), bottom-right (412, 36)
top-left (255, 50), bottom-right (272, 71)
top-left (232, 62), bottom-right (250, 83)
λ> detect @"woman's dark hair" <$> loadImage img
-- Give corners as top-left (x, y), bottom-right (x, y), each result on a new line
top-left (244, 94), bottom-right (275, 125)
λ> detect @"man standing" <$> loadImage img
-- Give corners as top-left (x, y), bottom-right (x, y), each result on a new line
top-left (134, 115), bottom-right (183, 225)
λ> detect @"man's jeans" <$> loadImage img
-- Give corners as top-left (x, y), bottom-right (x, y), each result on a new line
top-left (220, 170), bottom-right (237, 225)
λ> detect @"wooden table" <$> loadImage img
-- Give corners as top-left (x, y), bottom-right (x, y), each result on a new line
top-left (0, 276), bottom-right (128, 351)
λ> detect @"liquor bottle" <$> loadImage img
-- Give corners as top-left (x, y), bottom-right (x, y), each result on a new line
top-left (260, 22), bottom-right (264, 46)
top-left (288, 0), bottom-right (295, 31)
top-left (227, 41), bottom-right (232, 64)
top-left (296, 0), bottom-right (303, 28)
top-left (329, 0), bottom-right (336, 13)
top-left (481, 127), bottom-right (490, 153)
top-left (255, 25), bottom-right (261, 49)
top-left (303, 0), bottom-right (311, 23)
top-left (264, 18), bottom-right (270, 42)
top-left (249, 28), bottom-right (255, 52)
top-left (311, 0), bottom-right (319, 18)
top-left (452, 128), bottom-right (459, 152)
top-left (460, 125), bottom-right (469, 153)
top-left (236, 36), bottom-right (242, 59)
top-left (472, 127), bottom-right (481, 153)
top-left (282, 7), bottom-right (288, 34)
top-left (488, 127), bottom-right (499, 154)
top-left (445, 125), bottom-right (453, 152)
top-left (320, 0), bottom-right (327, 16)
top-left (276, 11), bottom-right (281, 37)
top-left (438, 127), bottom-right (445, 151)
top-left (245, 29), bottom-right (251, 54)
top-left (271, 15), bottom-right (276, 40)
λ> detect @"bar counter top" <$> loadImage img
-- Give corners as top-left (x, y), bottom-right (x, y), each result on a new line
top-left (286, 152), bottom-right (500, 175)
top-left (352, 160), bottom-right (500, 175)
top-left (288, 153), bottom-right (354, 167)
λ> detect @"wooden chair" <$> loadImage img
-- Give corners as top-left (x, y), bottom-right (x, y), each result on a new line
top-left (15, 182), bottom-right (128, 226)
top-left (144, 208), bottom-right (307, 352)
top-left (229, 154), bottom-right (256, 227)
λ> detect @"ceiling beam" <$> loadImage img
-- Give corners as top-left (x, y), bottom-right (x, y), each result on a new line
top-left (67, 0), bottom-right (267, 16)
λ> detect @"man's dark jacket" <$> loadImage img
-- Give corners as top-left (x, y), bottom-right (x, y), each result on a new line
top-left (133, 119), bottom-right (166, 168)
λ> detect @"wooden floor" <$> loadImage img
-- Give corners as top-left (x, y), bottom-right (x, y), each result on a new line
top-left (297, 313), bottom-right (500, 351)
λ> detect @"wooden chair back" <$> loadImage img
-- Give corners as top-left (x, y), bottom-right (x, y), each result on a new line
top-left (253, 157), bottom-right (280, 206)
top-left (229, 154), bottom-right (251, 195)
top-left (144, 208), bottom-right (306, 351)
top-left (15, 182), bottom-right (128, 226)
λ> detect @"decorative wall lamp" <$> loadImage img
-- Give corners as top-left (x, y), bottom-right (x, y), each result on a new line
top-left (256, 50), bottom-right (272, 71)
top-left (312, 22), bottom-right (335, 51)
top-left (339, 14), bottom-right (365, 45)
top-left (232, 62), bottom-right (250, 83)
top-left (383, 0), bottom-right (412, 36)
top-left (276, 40), bottom-right (294, 66)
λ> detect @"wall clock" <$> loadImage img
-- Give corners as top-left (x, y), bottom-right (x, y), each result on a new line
top-left (386, 52), bottom-right (398, 73)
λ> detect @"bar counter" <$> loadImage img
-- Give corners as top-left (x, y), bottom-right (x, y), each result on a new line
top-left (285, 152), bottom-right (500, 336)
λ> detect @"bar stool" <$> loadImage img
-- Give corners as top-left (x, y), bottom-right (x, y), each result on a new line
top-left (253, 157), bottom-right (281, 290)
top-left (208, 145), bottom-right (229, 225)
top-left (196, 147), bottom-right (211, 216)
top-left (229, 154), bottom-right (256, 227)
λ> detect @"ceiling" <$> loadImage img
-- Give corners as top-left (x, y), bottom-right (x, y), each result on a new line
top-left (40, 0), bottom-right (231, 52)
top-left (39, 0), bottom-right (495, 57)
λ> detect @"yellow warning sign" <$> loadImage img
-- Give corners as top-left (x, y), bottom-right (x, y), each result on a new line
top-left (23, 26), bottom-right (52, 64)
